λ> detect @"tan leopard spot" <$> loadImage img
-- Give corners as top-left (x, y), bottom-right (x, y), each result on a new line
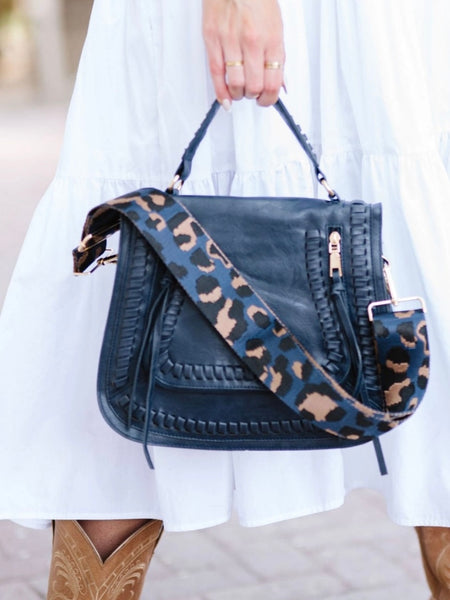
top-left (408, 397), bottom-right (419, 410)
top-left (419, 363), bottom-right (430, 379)
top-left (173, 217), bottom-right (198, 251)
top-left (417, 320), bottom-right (430, 356)
top-left (247, 305), bottom-right (268, 321)
top-left (206, 240), bottom-right (231, 267)
top-left (273, 326), bottom-right (288, 338)
top-left (109, 194), bottom-right (140, 206)
top-left (198, 286), bottom-right (222, 304)
top-left (384, 379), bottom-right (412, 407)
top-left (198, 260), bottom-right (215, 273)
top-left (292, 361), bottom-right (304, 379)
top-left (269, 367), bottom-right (283, 393)
top-left (246, 344), bottom-right (266, 360)
top-left (394, 310), bottom-right (415, 319)
top-left (231, 274), bottom-right (248, 289)
top-left (150, 193), bottom-right (167, 206)
top-left (400, 336), bottom-right (416, 349)
top-left (297, 393), bottom-right (339, 422)
top-left (135, 196), bottom-right (160, 211)
top-left (386, 359), bottom-right (409, 373)
top-left (148, 213), bottom-right (166, 231)
top-left (216, 298), bottom-right (236, 339)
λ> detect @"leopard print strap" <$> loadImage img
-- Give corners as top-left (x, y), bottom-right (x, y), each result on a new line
top-left (73, 189), bottom-right (429, 443)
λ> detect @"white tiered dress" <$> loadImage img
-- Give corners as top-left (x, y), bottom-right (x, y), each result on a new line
top-left (1, 0), bottom-right (449, 531)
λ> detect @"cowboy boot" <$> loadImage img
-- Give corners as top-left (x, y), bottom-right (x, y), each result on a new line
top-left (416, 526), bottom-right (450, 600)
top-left (47, 519), bottom-right (163, 600)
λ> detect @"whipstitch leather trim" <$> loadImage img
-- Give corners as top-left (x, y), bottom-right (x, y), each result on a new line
top-left (112, 232), bottom-right (156, 389)
top-left (349, 203), bottom-right (384, 407)
top-left (157, 287), bottom-right (262, 389)
top-left (112, 397), bottom-right (318, 438)
top-left (148, 408), bottom-right (319, 437)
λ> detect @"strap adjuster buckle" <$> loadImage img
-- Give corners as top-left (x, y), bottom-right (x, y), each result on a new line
top-left (367, 296), bottom-right (427, 322)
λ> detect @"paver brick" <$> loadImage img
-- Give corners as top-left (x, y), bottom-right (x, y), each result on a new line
top-left (332, 582), bottom-right (429, 600)
top-left (204, 572), bottom-right (349, 600)
top-left (145, 565), bottom-right (255, 600)
top-left (155, 530), bottom-right (238, 571)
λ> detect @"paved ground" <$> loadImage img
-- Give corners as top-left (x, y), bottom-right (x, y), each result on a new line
top-left (0, 100), bottom-right (430, 599)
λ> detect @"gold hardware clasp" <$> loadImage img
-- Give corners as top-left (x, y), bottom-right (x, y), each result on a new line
top-left (367, 296), bottom-right (427, 322)
top-left (382, 257), bottom-right (399, 305)
top-left (367, 256), bottom-right (427, 321)
top-left (89, 253), bottom-right (118, 273)
top-left (167, 174), bottom-right (183, 194)
top-left (74, 253), bottom-right (118, 276)
top-left (318, 174), bottom-right (339, 200)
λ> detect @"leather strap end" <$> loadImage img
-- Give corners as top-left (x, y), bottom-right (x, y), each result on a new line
top-left (73, 238), bottom-right (108, 273)
top-left (72, 203), bottom-right (123, 273)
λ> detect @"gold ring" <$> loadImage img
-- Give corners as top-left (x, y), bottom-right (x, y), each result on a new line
top-left (225, 60), bottom-right (244, 68)
top-left (264, 61), bottom-right (283, 70)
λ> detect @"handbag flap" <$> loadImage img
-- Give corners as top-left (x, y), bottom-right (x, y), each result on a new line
top-left (152, 194), bottom-right (384, 393)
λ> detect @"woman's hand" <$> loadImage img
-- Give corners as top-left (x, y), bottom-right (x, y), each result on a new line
top-left (202, 0), bottom-right (285, 107)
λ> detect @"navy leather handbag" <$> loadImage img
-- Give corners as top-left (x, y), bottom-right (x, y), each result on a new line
top-left (74, 100), bottom-right (429, 473)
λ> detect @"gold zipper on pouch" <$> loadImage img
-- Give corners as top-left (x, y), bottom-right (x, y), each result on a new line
top-left (328, 231), bottom-right (343, 277)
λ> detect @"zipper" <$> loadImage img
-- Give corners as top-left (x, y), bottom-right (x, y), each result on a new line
top-left (328, 231), bottom-right (343, 278)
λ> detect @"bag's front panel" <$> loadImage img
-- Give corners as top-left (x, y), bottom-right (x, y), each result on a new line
top-left (155, 197), bottom-right (384, 396)
top-left (156, 195), bottom-right (341, 392)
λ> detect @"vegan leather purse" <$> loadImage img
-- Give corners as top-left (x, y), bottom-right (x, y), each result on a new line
top-left (73, 100), bottom-right (430, 474)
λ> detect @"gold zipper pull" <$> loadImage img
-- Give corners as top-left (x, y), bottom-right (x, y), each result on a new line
top-left (328, 231), bottom-right (343, 277)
